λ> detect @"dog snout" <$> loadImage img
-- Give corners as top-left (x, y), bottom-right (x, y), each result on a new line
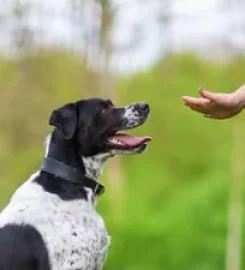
top-left (122, 102), bottom-right (150, 129)
top-left (135, 102), bottom-right (150, 114)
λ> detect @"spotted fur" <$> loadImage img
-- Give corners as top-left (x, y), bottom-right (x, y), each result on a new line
top-left (0, 98), bottom-right (150, 270)
top-left (82, 153), bottom-right (111, 181)
top-left (0, 150), bottom-right (110, 270)
top-left (123, 103), bottom-right (148, 128)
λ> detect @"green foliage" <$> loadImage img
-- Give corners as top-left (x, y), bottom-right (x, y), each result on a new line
top-left (1, 51), bottom-right (245, 270)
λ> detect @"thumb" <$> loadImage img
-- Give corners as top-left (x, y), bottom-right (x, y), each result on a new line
top-left (199, 88), bottom-right (217, 101)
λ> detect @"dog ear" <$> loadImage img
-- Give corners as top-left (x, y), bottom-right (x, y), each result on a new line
top-left (49, 103), bottom-right (77, 139)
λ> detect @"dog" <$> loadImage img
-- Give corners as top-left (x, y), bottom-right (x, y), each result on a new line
top-left (0, 98), bottom-right (151, 270)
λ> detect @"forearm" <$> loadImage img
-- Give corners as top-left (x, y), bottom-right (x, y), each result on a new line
top-left (233, 84), bottom-right (245, 110)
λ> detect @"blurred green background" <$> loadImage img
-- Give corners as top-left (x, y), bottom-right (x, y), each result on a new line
top-left (0, 1), bottom-right (245, 270)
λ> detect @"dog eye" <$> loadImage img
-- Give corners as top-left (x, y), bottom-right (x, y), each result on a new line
top-left (102, 105), bottom-right (113, 114)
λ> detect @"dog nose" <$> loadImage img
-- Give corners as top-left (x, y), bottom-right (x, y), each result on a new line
top-left (137, 102), bottom-right (149, 112)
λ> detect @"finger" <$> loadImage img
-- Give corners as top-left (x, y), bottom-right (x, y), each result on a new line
top-left (203, 114), bottom-right (213, 118)
top-left (203, 114), bottom-right (225, 120)
top-left (182, 96), bottom-right (211, 107)
top-left (198, 88), bottom-right (218, 102)
top-left (188, 104), bottom-right (211, 114)
top-left (183, 99), bottom-right (212, 113)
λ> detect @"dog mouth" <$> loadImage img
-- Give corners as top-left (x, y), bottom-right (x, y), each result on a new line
top-left (103, 103), bottom-right (152, 152)
top-left (106, 132), bottom-right (152, 151)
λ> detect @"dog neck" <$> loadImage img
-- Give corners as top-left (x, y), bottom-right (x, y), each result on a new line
top-left (81, 154), bottom-right (109, 181)
top-left (45, 132), bottom-right (107, 182)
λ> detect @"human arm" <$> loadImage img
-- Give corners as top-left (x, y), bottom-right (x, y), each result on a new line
top-left (182, 85), bottom-right (245, 119)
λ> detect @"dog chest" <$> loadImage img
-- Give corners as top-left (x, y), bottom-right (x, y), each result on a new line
top-left (0, 179), bottom-right (110, 270)
top-left (45, 206), bottom-right (110, 270)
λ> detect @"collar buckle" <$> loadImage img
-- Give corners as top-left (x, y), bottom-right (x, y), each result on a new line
top-left (94, 182), bottom-right (105, 196)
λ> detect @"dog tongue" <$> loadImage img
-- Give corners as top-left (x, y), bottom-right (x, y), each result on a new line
top-left (112, 134), bottom-right (152, 146)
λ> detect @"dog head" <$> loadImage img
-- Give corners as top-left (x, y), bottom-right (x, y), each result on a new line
top-left (49, 98), bottom-right (151, 179)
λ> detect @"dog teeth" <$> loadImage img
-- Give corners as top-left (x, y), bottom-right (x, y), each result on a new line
top-left (109, 138), bottom-right (124, 145)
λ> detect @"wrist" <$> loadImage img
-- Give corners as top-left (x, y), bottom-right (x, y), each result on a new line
top-left (233, 85), bottom-right (245, 111)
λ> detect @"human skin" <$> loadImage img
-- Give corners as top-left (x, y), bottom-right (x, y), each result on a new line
top-left (182, 85), bottom-right (245, 120)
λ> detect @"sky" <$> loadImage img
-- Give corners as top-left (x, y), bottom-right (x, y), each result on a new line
top-left (111, 0), bottom-right (245, 72)
top-left (0, 0), bottom-right (245, 73)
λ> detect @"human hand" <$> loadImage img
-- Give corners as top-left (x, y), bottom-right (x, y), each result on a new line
top-left (182, 87), bottom-right (245, 120)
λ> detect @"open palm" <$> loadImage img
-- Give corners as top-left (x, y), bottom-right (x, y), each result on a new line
top-left (182, 88), bottom-right (243, 120)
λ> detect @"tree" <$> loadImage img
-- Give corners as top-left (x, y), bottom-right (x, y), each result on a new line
top-left (97, 0), bottom-right (126, 223)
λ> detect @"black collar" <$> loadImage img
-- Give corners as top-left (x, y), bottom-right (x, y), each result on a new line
top-left (40, 157), bottom-right (105, 196)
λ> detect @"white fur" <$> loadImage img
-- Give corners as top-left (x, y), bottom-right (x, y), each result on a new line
top-left (0, 172), bottom-right (110, 270)
top-left (45, 133), bottom-right (52, 157)
top-left (82, 153), bottom-right (111, 181)
top-left (0, 140), bottom-right (111, 270)
top-left (124, 104), bottom-right (140, 128)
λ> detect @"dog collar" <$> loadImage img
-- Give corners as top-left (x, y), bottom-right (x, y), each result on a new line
top-left (40, 157), bottom-right (105, 196)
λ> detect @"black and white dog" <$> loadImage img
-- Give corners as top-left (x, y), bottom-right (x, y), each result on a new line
top-left (0, 98), bottom-right (151, 270)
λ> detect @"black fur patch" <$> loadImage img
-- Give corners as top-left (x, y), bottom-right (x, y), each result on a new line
top-left (35, 172), bottom-right (88, 201)
top-left (0, 224), bottom-right (51, 270)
